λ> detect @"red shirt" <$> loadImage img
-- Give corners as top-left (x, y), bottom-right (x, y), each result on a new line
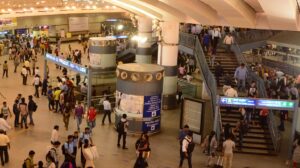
top-left (88, 108), bottom-right (96, 121)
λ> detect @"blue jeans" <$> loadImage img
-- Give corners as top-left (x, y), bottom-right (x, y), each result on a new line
top-left (76, 116), bottom-right (82, 131)
top-left (237, 79), bottom-right (246, 92)
top-left (21, 114), bottom-right (27, 128)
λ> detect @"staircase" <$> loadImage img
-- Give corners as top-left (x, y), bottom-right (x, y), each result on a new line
top-left (205, 51), bottom-right (239, 88)
top-left (220, 107), bottom-right (276, 155)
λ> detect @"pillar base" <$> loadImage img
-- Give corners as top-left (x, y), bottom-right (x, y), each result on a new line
top-left (162, 94), bottom-right (177, 110)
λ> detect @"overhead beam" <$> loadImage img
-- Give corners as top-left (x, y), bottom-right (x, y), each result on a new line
top-left (258, 0), bottom-right (299, 30)
top-left (202, 0), bottom-right (256, 27)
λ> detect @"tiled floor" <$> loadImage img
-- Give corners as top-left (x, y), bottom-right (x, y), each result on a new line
top-left (0, 42), bottom-right (291, 168)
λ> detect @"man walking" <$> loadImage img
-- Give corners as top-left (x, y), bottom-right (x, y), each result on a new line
top-left (2, 61), bottom-right (8, 78)
top-left (234, 63), bottom-right (247, 92)
top-left (32, 75), bottom-right (41, 98)
top-left (74, 102), bottom-right (84, 131)
top-left (0, 129), bottom-right (9, 166)
top-left (102, 97), bottom-right (112, 125)
top-left (46, 141), bottom-right (61, 167)
top-left (19, 98), bottom-right (28, 129)
top-left (179, 131), bottom-right (193, 168)
top-left (12, 100), bottom-right (20, 128)
top-left (28, 95), bottom-right (37, 126)
top-left (223, 135), bottom-right (235, 168)
top-left (117, 114), bottom-right (129, 149)
top-left (215, 61), bottom-right (223, 87)
top-left (62, 135), bottom-right (76, 167)
top-left (21, 66), bottom-right (28, 85)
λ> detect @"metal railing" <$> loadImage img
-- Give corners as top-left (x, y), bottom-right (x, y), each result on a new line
top-left (177, 79), bottom-right (197, 98)
top-left (179, 32), bottom-right (220, 139)
top-left (233, 29), bottom-right (277, 44)
top-left (231, 42), bottom-right (281, 152)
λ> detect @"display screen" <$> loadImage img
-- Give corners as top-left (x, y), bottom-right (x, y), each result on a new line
top-left (182, 99), bottom-right (202, 133)
top-left (219, 96), bottom-right (296, 110)
top-left (45, 53), bottom-right (88, 74)
top-left (143, 95), bottom-right (161, 118)
top-left (219, 97), bottom-right (255, 106)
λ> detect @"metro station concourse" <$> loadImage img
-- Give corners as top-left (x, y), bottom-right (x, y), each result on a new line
top-left (0, 0), bottom-right (300, 168)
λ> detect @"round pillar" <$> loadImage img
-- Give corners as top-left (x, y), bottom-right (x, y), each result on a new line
top-left (158, 21), bottom-right (179, 110)
top-left (89, 37), bottom-right (116, 69)
top-left (136, 17), bottom-right (152, 64)
top-left (115, 63), bottom-right (164, 134)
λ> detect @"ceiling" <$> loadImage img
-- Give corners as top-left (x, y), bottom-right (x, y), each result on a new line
top-left (0, 0), bottom-right (299, 31)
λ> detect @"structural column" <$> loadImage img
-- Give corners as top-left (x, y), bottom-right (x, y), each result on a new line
top-left (135, 17), bottom-right (152, 64)
top-left (158, 21), bottom-right (179, 110)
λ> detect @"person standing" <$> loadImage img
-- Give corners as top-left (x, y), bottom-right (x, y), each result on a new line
top-left (0, 102), bottom-right (12, 120)
top-left (87, 104), bottom-right (97, 132)
top-left (79, 128), bottom-right (93, 167)
top-left (74, 102), bottom-right (84, 131)
top-left (215, 61), bottom-right (224, 87)
top-left (46, 141), bottom-right (61, 168)
top-left (63, 103), bottom-right (71, 130)
top-left (0, 114), bottom-right (11, 133)
top-left (13, 55), bottom-right (20, 73)
top-left (19, 98), bottom-right (28, 129)
top-left (223, 135), bottom-right (235, 168)
top-left (28, 95), bottom-right (37, 126)
top-left (102, 98), bottom-right (112, 125)
top-left (234, 63), bottom-right (247, 92)
top-left (50, 125), bottom-right (59, 145)
top-left (117, 114), bottom-right (129, 149)
top-left (21, 66), bottom-right (28, 85)
top-left (24, 150), bottom-right (37, 168)
top-left (41, 76), bottom-right (49, 96)
top-left (47, 86), bottom-right (54, 111)
top-left (62, 135), bottom-right (76, 168)
top-left (134, 133), bottom-right (150, 168)
top-left (0, 129), bottom-right (10, 166)
top-left (223, 33), bottom-right (234, 53)
top-left (179, 131), bottom-right (193, 168)
top-left (2, 61), bottom-right (8, 78)
top-left (12, 100), bottom-right (20, 128)
top-left (82, 139), bottom-right (96, 168)
top-left (32, 75), bottom-right (41, 98)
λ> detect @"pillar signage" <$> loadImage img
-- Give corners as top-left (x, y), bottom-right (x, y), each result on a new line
top-left (45, 53), bottom-right (88, 75)
top-left (219, 97), bottom-right (295, 110)
top-left (142, 117), bottom-right (160, 132)
top-left (143, 95), bottom-right (161, 118)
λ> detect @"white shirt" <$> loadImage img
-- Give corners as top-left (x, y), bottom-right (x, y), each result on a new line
top-left (35, 68), bottom-right (40, 75)
top-left (223, 35), bottom-right (234, 45)
top-left (0, 134), bottom-right (9, 146)
top-left (225, 88), bottom-right (238, 97)
top-left (223, 139), bottom-right (235, 154)
top-left (103, 100), bottom-right (111, 110)
top-left (51, 129), bottom-right (59, 142)
top-left (212, 29), bottom-right (221, 39)
top-left (33, 77), bottom-right (40, 86)
top-left (21, 68), bottom-right (27, 75)
top-left (0, 119), bottom-right (11, 132)
top-left (182, 136), bottom-right (192, 153)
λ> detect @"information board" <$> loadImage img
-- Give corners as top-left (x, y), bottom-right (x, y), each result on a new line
top-left (143, 95), bottom-right (161, 118)
top-left (182, 99), bottom-right (203, 134)
top-left (142, 117), bottom-right (160, 133)
top-left (69, 17), bottom-right (89, 32)
top-left (45, 53), bottom-right (88, 74)
top-left (219, 96), bottom-right (296, 110)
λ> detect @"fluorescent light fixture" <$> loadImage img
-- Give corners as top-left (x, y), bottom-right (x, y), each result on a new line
top-left (111, 0), bottom-right (157, 19)
top-left (117, 25), bottom-right (124, 30)
top-left (106, 19), bottom-right (117, 22)
top-left (131, 35), bottom-right (148, 43)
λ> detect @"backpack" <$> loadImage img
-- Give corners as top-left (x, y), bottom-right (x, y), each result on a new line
top-left (116, 121), bottom-right (125, 133)
top-left (185, 138), bottom-right (195, 154)
top-left (22, 158), bottom-right (30, 168)
top-left (46, 148), bottom-right (55, 161)
top-left (33, 102), bottom-right (38, 112)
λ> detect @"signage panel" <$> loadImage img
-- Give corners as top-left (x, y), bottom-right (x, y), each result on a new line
top-left (143, 95), bottom-right (161, 118)
top-left (257, 99), bottom-right (295, 109)
top-left (142, 117), bottom-right (160, 133)
top-left (219, 97), bottom-right (255, 106)
top-left (45, 53), bottom-right (88, 74)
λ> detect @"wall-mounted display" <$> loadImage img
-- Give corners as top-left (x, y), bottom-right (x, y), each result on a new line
top-left (69, 17), bottom-right (89, 32)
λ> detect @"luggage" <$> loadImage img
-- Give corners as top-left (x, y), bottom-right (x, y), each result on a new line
top-left (214, 156), bottom-right (223, 168)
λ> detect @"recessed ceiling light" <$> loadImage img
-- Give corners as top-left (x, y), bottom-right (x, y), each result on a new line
top-left (23, 8), bottom-right (27, 11)
top-left (72, 6), bottom-right (76, 9)
top-left (92, 5), bottom-right (97, 9)
top-left (7, 8), bottom-right (12, 12)
top-left (44, 7), bottom-right (49, 10)
top-left (1, 9), bottom-right (5, 12)
top-left (112, 6), bottom-right (116, 9)
top-left (105, 5), bottom-right (109, 9)
top-left (85, 5), bottom-right (90, 9)
top-left (30, 7), bottom-right (35, 10)
top-left (52, 7), bottom-right (56, 10)
top-left (65, 6), bottom-right (70, 9)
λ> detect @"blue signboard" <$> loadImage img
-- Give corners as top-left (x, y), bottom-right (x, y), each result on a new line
top-left (143, 95), bottom-right (161, 118)
top-left (219, 97), bottom-right (296, 110)
top-left (142, 117), bottom-right (160, 133)
top-left (219, 97), bottom-right (255, 106)
top-left (45, 53), bottom-right (88, 74)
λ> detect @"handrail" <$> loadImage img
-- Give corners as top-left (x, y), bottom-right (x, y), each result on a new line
top-left (233, 29), bottom-right (277, 44)
top-left (179, 32), bottom-right (221, 139)
top-left (231, 42), bottom-right (281, 152)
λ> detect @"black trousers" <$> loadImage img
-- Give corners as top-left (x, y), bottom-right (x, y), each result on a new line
top-left (0, 146), bottom-right (8, 165)
top-left (34, 85), bottom-right (39, 98)
top-left (118, 132), bottom-right (127, 148)
top-left (22, 75), bottom-right (27, 85)
top-left (179, 151), bottom-right (192, 168)
top-left (14, 112), bottom-right (19, 127)
top-left (102, 110), bottom-right (111, 124)
top-left (2, 70), bottom-right (8, 78)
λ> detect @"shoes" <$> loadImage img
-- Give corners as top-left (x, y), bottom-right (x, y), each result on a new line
top-left (25, 126), bottom-right (28, 129)
top-left (117, 144), bottom-right (120, 147)
top-left (122, 147), bottom-right (128, 150)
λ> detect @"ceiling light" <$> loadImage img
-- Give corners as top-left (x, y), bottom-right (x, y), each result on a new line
top-left (117, 25), bottom-right (124, 30)
top-left (89, 1), bottom-right (93, 4)
top-left (92, 5), bottom-right (97, 9)
top-left (65, 6), bottom-right (70, 9)
top-left (30, 7), bottom-right (35, 10)
top-left (44, 7), bottom-right (49, 10)
top-left (1, 9), bottom-right (5, 12)
top-left (112, 6), bottom-right (116, 9)
top-left (7, 9), bottom-right (12, 12)
top-left (72, 6), bottom-right (76, 9)
top-left (41, 1), bottom-right (45, 3)
top-left (105, 5), bottom-right (109, 9)
top-left (36, 2), bottom-right (40, 5)
top-left (23, 8), bottom-right (27, 11)
top-left (52, 7), bottom-right (56, 10)
top-left (85, 5), bottom-right (90, 9)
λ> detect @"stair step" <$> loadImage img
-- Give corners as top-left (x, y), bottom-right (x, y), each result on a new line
top-left (235, 144), bottom-right (274, 150)
top-left (233, 148), bottom-right (276, 155)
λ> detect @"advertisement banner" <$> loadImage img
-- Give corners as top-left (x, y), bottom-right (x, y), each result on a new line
top-left (142, 117), bottom-right (160, 133)
top-left (0, 18), bottom-right (17, 27)
top-left (143, 95), bottom-right (161, 118)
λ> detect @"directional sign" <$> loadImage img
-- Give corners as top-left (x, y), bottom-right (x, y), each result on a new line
top-left (219, 97), bottom-right (255, 106)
